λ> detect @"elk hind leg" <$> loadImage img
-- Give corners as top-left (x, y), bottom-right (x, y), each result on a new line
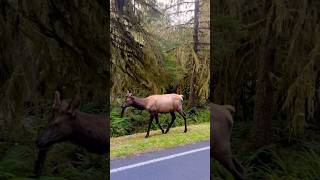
top-left (154, 113), bottom-right (164, 133)
top-left (214, 149), bottom-right (244, 180)
top-left (177, 110), bottom-right (187, 133)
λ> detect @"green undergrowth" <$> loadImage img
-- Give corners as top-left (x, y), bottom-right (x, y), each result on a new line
top-left (211, 120), bottom-right (320, 179)
top-left (111, 122), bottom-right (210, 159)
top-left (0, 143), bottom-right (108, 180)
top-left (111, 105), bottom-right (210, 137)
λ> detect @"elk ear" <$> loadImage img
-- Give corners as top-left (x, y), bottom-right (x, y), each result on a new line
top-left (52, 91), bottom-right (61, 110)
top-left (67, 95), bottom-right (80, 117)
top-left (126, 90), bottom-right (131, 97)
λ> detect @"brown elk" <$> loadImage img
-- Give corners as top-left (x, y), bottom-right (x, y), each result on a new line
top-left (120, 91), bottom-right (187, 138)
top-left (211, 103), bottom-right (245, 180)
top-left (33, 91), bottom-right (108, 177)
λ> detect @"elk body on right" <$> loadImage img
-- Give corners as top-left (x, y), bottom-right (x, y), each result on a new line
top-left (211, 103), bottom-right (245, 180)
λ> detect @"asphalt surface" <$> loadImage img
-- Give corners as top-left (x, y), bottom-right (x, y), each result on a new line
top-left (110, 140), bottom-right (210, 180)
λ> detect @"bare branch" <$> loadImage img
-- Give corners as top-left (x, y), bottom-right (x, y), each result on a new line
top-left (164, 1), bottom-right (196, 11)
top-left (167, 9), bottom-right (195, 16)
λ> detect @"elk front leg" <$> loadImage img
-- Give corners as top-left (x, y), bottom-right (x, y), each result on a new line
top-left (145, 113), bottom-right (154, 138)
top-left (154, 113), bottom-right (164, 133)
top-left (33, 149), bottom-right (48, 177)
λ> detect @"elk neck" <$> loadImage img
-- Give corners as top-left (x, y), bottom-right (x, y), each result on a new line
top-left (132, 96), bottom-right (146, 110)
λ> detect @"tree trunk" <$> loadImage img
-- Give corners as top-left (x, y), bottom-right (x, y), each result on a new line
top-left (315, 71), bottom-right (320, 122)
top-left (188, 0), bottom-right (200, 108)
top-left (252, 0), bottom-right (276, 147)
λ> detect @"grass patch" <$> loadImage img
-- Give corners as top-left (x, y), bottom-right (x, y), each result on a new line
top-left (111, 122), bottom-right (210, 159)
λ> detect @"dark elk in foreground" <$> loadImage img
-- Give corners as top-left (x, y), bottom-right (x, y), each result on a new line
top-left (33, 91), bottom-right (108, 177)
top-left (211, 103), bottom-right (245, 180)
top-left (120, 91), bottom-right (187, 138)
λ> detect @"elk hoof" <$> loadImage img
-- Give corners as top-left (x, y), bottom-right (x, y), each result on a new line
top-left (145, 135), bottom-right (149, 138)
top-left (161, 130), bottom-right (164, 134)
top-left (184, 129), bottom-right (187, 133)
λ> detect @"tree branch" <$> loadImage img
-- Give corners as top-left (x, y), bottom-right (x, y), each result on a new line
top-left (164, 1), bottom-right (196, 11)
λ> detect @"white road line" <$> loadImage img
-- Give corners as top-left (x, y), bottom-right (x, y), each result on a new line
top-left (110, 146), bottom-right (210, 174)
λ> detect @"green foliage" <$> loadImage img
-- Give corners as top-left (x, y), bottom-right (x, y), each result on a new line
top-left (0, 144), bottom-right (107, 180)
top-left (0, 145), bottom-right (34, 179)
top-left (212, 16), bottom-right (247, 64)
top-left (110, 108), bottom-right (134, 137)
top-left (213, 0), bottom-right (320, 139)
top-left (241, 144), bottom-right (320, 179)
top-left (212, 119), bottom-right (320, 179)
top-left (162, 53), bottom-right (187, 87)
top-left (211, 159), bottom-right (234, 180)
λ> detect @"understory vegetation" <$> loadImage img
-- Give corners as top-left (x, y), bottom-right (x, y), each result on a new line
top-left (0, 144), bottom-right (107, 180)
top-left (212, 120), bottom-right (320, 179)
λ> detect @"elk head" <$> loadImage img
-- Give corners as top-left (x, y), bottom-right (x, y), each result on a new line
top-left (36, 91), bottom-right (80, 149)
top-left (120, 91), bottom-right (134, 117)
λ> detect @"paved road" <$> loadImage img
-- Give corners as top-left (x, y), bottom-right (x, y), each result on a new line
top-left (110, 140), bottom-right (210, 180)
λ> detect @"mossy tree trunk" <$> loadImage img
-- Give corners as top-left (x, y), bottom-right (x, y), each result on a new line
top-left (252, 0), bottom-right (276, 147)
top-left (188, 0), bottom-right (200, 108)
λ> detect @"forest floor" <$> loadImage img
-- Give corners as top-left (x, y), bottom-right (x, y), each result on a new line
top-left (111, 122), bottom-right (210, 159)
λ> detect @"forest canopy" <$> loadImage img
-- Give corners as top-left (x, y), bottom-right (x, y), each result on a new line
top-left (110, 0), bottom-right (210, 108)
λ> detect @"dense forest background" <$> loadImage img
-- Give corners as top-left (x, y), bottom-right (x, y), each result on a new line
top-left (1, 0), bottom-right (319, 179)
top-left (110, 0), bottom-right (210, 137)
top-left (211, 0), bottom-right (320, 179)
top-left (0, 0), bottom-right (108, 179)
